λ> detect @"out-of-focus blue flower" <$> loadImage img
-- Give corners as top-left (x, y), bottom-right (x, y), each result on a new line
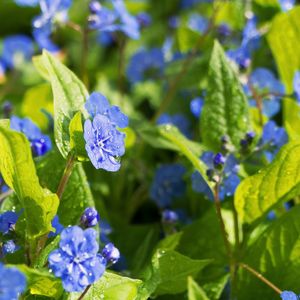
top-left (126, 48), bottom-right (164, 83)
top-left (85, 92), bottom-right (128, 128)
top-left (80, 207), bottom-right (100, 228)
top-left (49, 215), bottom-right (64, 238)
top-left (10, 116), bottom-right (52, 157)
top-left (2, 240), bottom-right (20, 256)
top-left (48, 226), bottom-right (106, 292)
top-left (150, 164), bottom-right (186, 208)
top-left (227, 47), bottom-right (251, 69)
top-left (84, 115), bottom-right (126, 172)
top-left (97, 31), bottom-right (116, 47)
top-left (102, 243), bottom-right (120, 265)
top-left (168, 16), bottom-right (180, 29)
top-left (162, 209), bottom-right (179, 224)
top-left (157, 113), bottom-right (191, 138)
top-left (219, 173), bottom-right (240, 199)
top-left (33, 23), bottom-right (60, 53)
top-left (1, 35), bottom-right (34, 69)
top-left (188, 13), bottom-right (209, 34)
top-left (279, 0), bottom-right (295, 12)
top-left (217, 23), bottom-right (231, 37)
top-left (190, 97), bottom-right (204, 118)
top-left (181, 0), bottom-right (212, 9)
top-left (14, 0), bottom-right (39, 6)
top-left (280, 291), bottom-right (299, 300)
top-left (191, 171), bottom-right (214, 200)
top-left (136, 12), bottom-right (152, 28)
top-left (259, 121), bottom-right (288, 162)
top-left (293, 71), bottom-right (300, 103)
top-left (100, 220), bottom-right (112, 244)
top-left (0, 175), bottom-right (9, 194)
top-left (0, 263), bottom-right (26, 299)
top-left (0, 211), bottom-right (18, 234)
top-left (88, 6), bottom-right (117, 31)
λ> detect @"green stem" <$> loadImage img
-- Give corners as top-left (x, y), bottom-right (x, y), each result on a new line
top-left (240, 263), bottom-right (282, 294)
top-left (77, 285), bottom-right (91, 300)
top-left (81, 27), bottom-right (89, 89)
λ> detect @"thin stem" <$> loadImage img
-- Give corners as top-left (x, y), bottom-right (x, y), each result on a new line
top-left (0, 189), bottom-right (13, 204)
top-left (56, 155), bottom-right (76, 199)
top-left (77, 285), bottom-right (91, 300)
top-left (240, 263), bottom-right (282, 294)
top-left (65, 21), bottom-right (83, 34)
top-left (249, 83), bottom-right (264, 127)
top-left (81, 26), bottom-right (89, 88)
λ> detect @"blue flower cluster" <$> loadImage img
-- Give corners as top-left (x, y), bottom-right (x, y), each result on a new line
top-left (11, 116), bottom-right (52, 157)
top-left (84, 92), bottom-right (128, 171)
top-left (281, 291), bottom-right (300, 300)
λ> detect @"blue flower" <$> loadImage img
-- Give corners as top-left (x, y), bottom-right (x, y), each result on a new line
top-left (99, 220), bottom-right (112, 244)
top-left (10, 116), bottom-right (52, 157)
top-left (227, 46), bottom-right (251, 69)
top-left (188, 13), bottom-right (209, 34)
top-left (0, 263), bottom-right (26, 300)
top-left (136, 12), bottom-right (152, 28)
top-left (102, 243), bottom-right (120, 265)
top-left (168, 16), bottom-right (180, 29)
top-left (49, 215), bottom-right (64, 238)
top-left (88, 6), bottom-right (117, 31)
top-left (1, 35), bottom-right (34, 69)
top-left (85, 92), bottom-right (128, 128)
top-left (181, 0), bottom-right (212, 9)
top-left (80, 207), bottom-right (100, 228)
top-left (293, 71), bottom-right (300, 103)
top-left (126, 48), bottom-right (164, 83)
top-left (280, 291), bottom-right (299, 300)
top-left (0, 211), bottom-right (18, 234)
top-left (279, 0), bottom-right (295, 12)
top-left (157, 113), bottom-right (191, 138)
top-left (162, 209), bottom-right (179, 224)
top-left (84, 115), bottom-right (126, 171)
top-left (259, 121), bottom-right (288, 162)
top-left (150, 164), bottom-right (186, 208)
top-left (48, 226), bottom-right (106, 292)
top-left (33, 23), bottom-right (60, 53)
top-left (2, 240), bottom-right (20, 256)
top-left (190, 97), bottom-right (204, 118)
top-left (217, 23), bottom-right (231, 37)
top-left (13, 0), bottom-right (39, 6)
top-left (191, 171), bottom-right (214, 200)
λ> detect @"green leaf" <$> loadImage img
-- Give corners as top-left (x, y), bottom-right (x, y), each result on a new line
top-left (17, 265), bottom-right (63, 298)
top-left (283, 98), bottom-right (300, 140)
top-left (238, 205), bottom-right (300, 299)
top-left (67, 272), bottom-right (143, 300)
top-left (38, 50), bottom-right (88, 158)
top-left (143, 249), bottom-right (211, 296)
top-left (235, 141), bottom-right (300, 224)
top-left (0, 126), bottom-right (59, 239)
top-left (267, 7), bottom-right (300, 93)
top-left (36, 150), bottom-right (97, 226)
top-left (201, 40), bottom-right (250, 151)
top-left (188, 277), bottom-right (210, 300)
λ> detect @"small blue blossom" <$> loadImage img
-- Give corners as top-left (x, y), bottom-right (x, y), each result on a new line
top-left (162, 209), bottom-right (179, 224)
top-left (0, 211), bottom-right (18, 234)
top-left (188, 13), bottom-right (209, 34)
top-left (33, 23), bottom-right (60, 53)
top-left (227, 46), bottom-right (251, 69)
top-left (157, 113), bottom-right (191, 138)
top-left (89, 0), bottom-right (101, 14)
top-left (259, 121), bottom-right (288, 162)
top-left (126, 48), bottom-right (164, 83)
top-left (10, 116), bottom-right (52, 157)
top-left (0, 175), bottom-right (9, 194)
top-left (48, 226), bottom-right (106, 292)
top-left (136, 12), bottom-right (152, 28)
top-left (150, 164), bottom-right (186, 208)
top-left (279, 0), bottom-right (295, 12)
top-left (219, 173), bottom-right (240, 199)
top-left (84, 115), bottom-right (126, 171)
top-left (280, 291), bottom-right (299, 300)
top-left (293, 71), bottom-right (300, 103)
top-left (2, 240), bottom-right (20, 256)
top-left (88, 6), bottom-right (117, 31)
top-left (213, 153), bottom-right (226, 168)
top-left (14, 0), bottom-right (39, 6)
top-left (191, 171), bottom-right (214, 200)
top-left (168, 16), bottom-right (180, 29)
top-left (49, 215), bottom-right (64, 238)
top-left (217, 23), bottom-right (231, 37)
top-left (1, 35), bottom-right (34, 69)
top-left (0, 263), bottom-right (26, 300)
top-left (80, 207), bottom-right (100, 228)
top-left (100, 220), bottom-right (112, 244)
top-left (102, 243), bottom-right (120, 265)
top-left (190, 97), bottom-right (204, 118)
top-left (181, 0), bottom-right (212, 9)
top-left (85, 92), bottom-right (128, 128)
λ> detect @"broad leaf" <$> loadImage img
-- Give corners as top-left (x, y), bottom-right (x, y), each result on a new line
top-left (235, 141), bottom-right (300, 224)
top-left (188, 277), bottom-right (210, 300)
top-left (283, 98), bottom-right (300, 140)
top-left (267, 7), bottom-right (300, 93)
top-left (0, 125), bottom-right (59, 239)
top-left (201, 40), bottom-right (250, 151)
top-left (37, 50), bottom-right (88, 158)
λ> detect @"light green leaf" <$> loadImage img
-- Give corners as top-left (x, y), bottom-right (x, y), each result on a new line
top-left (235, 141), bottom-right (300, 224)
top-left (201, 40), bottom-right (250, 151)
top-left (38, 50), bottom-right (88, 158)
top-left (67, 272), bottom-right (143, 300)
top-left (267, 7), bottom-right (300, 93)
top-left (283, 98), bottom-right (300, 140)
top-left (188, 277), bottom-right (210, 300)
top-left (238, 205), bottom-right (300, 299)
top-left (0, 126), bottom-right (59, 239)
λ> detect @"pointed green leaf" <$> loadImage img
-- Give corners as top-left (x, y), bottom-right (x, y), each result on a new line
top-left (188, 277), bottom-right (210, 300)
top-left (0, 126), bottom-right (59, 239)
top-left (235, 141), bottom-right (300, 224)
top-left (201, 40), bottom-right (250, 151)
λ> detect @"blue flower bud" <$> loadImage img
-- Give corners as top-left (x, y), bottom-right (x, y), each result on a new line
top-left (2, 240), bottom-right (19, 255)
top-left (80, 207), bottom-right (100, 228)
top-left (162, 209), bottom-right (178, 224)
top-left (213, 153), bottom-right (226, 168)
top-left (246, 131), bottom-right (255, 141)
top-left (102, 243), bottom-right (120, 265)
top-left (2, 101), bottom-right (13, 118)
top-left (217, 23), bottom-right (231, 37)
top-left (89, 1), bottom-right (101, 14)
